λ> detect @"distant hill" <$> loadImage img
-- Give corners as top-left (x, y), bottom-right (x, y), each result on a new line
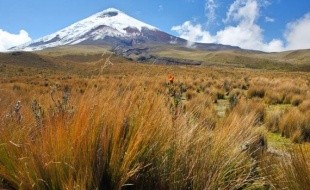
top-left (2, 45), bottom-right (310, 72)
top-left (152, 46), bottom-right (310, 71)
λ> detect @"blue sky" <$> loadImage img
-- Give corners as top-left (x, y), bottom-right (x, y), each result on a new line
top-left (0, 0), bottom-right (310, 51)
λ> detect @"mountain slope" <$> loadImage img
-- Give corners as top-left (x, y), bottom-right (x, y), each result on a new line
top-left (12, 8), bottom-right (240, 52)
top-left (12, 8), bottom-right (181, 51)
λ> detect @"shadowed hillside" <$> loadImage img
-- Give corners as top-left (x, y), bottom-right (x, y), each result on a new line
top-left (153, 46), bottom-right (310, 71)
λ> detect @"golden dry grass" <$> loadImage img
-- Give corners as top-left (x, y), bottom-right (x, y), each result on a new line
top-left (0, 51), bottom-right (310, 189)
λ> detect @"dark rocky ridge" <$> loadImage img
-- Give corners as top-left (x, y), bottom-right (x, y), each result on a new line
top-left (113, 47), bottom-right (203, 65)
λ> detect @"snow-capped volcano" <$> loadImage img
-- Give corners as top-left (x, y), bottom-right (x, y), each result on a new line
top-left (12, 8), bottom-right (239, 52)
top-left (13, 8), bottom-right (180, 51)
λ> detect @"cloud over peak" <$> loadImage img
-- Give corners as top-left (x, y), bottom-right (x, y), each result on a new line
top-left (0, 29), bottom-right (32, 52)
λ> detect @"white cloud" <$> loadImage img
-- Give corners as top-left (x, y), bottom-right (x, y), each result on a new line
top-left (265, 16), bottom-right (275, 22)
top-left (171, 21), bottom-right (214, 47)
top-left (172, 0), bottom-right (284, 52)
top-left (0, 29), bottom-right (31, 52)
top-left (224, 0), bottom-right (259, 25)
top-left (265, 39), bottom-right (284, 52)
top-left (285, 13), bottom-right (310, 50)
top-left (215, 23), bottom-right (265, 50)
top-left (205, 0), bottom-right (218, 24)
top-left (173, 0), bottom-right (310, 52)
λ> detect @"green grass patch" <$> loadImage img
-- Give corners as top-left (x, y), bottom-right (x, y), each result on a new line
top-left (266, 132), bottom-right (292, 148)
top-left (265, 104), bottom-right (292, 113)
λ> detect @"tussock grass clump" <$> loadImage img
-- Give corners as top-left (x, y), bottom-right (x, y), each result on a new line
top-left (247, 87), bottom-right (266, 99)
top-left (291, 95), bottom-right (303, 106)
top-left (231, 99), bottom-right (266, 126)
top-left (299, 100), bottom-right (310, 112)
top-left (158, 111), bottom-right (265, 190)
top-left (211, 89), bottom-right (225, 102)
top-left (279, 108), bottom-right (310, 142)
top-left (265, 91), bottom-right (284, 105)
top-left (283, 92), bottom-right (294, 104)
top-left (263, 145), bottom-right (310, 190)
top-left (228, 89), bottom-right (245, 108)
top-left (183, 95), bottom-right (217, 128)
top-left (265, 110), bottom-right (284, 133)
top-left (185, 89), bottom-right (196, 100)
top-left (216, 89), bottom-right (225, 99)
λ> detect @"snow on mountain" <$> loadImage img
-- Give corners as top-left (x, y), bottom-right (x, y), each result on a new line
top-left (14, 8), bottom-right (159, 51)
top-left (12, 8), bottom-right (240, 52)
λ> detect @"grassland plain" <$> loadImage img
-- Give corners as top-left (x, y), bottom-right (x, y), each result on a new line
top-left (0, 49), bottom-right (310, 189)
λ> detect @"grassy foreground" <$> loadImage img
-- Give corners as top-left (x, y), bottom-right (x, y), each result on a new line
top-left (0, 55), bottom-right (310, 189)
